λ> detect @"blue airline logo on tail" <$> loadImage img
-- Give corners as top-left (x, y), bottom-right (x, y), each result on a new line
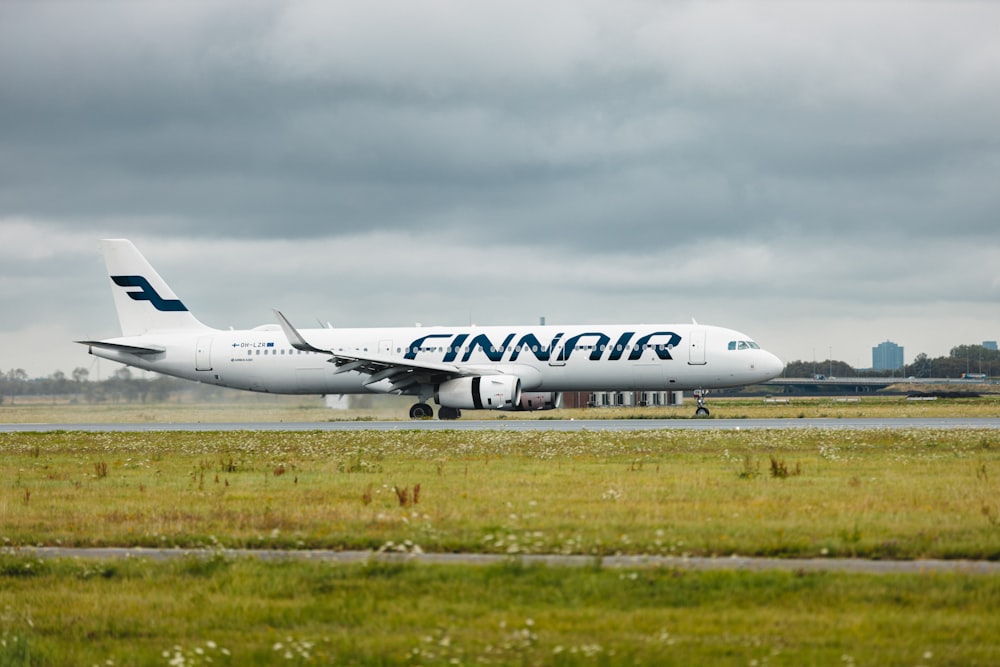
top-left (111, 275), bottom-right (188, 312)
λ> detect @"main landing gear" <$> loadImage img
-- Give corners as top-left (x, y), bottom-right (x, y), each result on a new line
top-left (438, 406), bottom-right (462, 420)
top-left (409, 403), bottom-right (433, 419)
top-left (693, 389), bottom-right (710, 417)
top-left (409, 403), bottom-right (462, 420)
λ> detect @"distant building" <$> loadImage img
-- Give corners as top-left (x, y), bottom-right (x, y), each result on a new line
top-left (984, 341), bottom-right (998, 351)
top-left (872, 340), bottom-right (904, 371)
top-left (561, 391), bottom-right (683, 409)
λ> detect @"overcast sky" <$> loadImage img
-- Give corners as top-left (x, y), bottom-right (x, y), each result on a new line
top-left (2, 1), bottom-right (998, 378)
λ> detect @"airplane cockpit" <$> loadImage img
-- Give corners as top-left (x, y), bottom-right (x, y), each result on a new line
top-left (727, 340), bottom-right (760, 350)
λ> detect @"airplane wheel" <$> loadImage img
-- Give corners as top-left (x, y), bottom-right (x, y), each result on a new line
top-left (438, 407), bottom-right (462, 420)
top-left (695, 406), bottom-right (710, 417)
top-left (409, 403), bottom-right (433, 419)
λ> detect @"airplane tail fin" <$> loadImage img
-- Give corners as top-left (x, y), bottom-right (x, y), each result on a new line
top-left (100, 239), bottom-right (213, 336)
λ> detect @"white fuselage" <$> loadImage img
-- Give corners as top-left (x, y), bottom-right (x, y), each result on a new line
top-left (89, 322), bottom-right (784, 395)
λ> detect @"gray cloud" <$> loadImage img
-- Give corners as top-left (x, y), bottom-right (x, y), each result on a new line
top-left (1, 1), bottom-right (998, 376)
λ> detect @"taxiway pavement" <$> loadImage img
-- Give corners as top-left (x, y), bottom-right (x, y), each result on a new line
top-left (3, 417), bottom-right (1000, 432)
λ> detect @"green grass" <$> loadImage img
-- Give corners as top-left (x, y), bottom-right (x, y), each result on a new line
top-left (1, 556), bottom-right (998, 666)
top-left (2, 424), bottom-right (999, 665)
top-left (2, 429), bottom-right (999, 559)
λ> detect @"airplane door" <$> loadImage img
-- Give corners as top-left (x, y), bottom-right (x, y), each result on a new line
top-left (196, 336), bottom-right (213, 371)
top-left (549, 342), bottom-right (567, 366)
top-left (688, 329), bottom-right (707, 365)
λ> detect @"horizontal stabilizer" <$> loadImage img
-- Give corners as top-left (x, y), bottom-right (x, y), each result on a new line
top-left (76, 340), bottom-right (166, 355)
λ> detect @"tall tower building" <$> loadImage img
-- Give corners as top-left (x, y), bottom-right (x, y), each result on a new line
top-left (872, 340), bottom-right (904, 370)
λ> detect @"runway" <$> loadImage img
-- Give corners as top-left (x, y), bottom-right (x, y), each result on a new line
top-left (2, 417), bottom-right (1000, 432)
top-left (8, 546), bottom-right (999, 575)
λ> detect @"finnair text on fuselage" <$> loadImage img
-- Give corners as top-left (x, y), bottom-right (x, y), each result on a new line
top-left (400, 330), bottom-right (683, 363)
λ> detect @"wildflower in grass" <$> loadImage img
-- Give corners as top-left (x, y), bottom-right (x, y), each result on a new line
top-left (575, 643), bottom-right (603, 657)
top-left (601, 488), bottom-right (621, 501)
top-left (162, 641), bottom-right (231, 666)
top-left (271, 635), bottom-right (314, 660)
top-left (656, 630), bottom-right (677, 646)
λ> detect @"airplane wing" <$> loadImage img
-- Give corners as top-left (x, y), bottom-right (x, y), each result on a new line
top-left (274, 310), bottom-right (494, 393)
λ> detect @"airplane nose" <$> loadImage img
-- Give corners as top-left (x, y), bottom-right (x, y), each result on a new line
top-left (763, 351), bottom-right (784, 378)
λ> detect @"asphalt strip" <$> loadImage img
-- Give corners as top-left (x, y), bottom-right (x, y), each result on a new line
top-left (7, 547), bottom-right (999, 575)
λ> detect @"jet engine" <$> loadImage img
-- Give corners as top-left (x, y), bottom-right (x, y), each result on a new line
top-left (436, 375), bottom-right (521, 410)
top-left (506, 391), bottom-right (561, 411)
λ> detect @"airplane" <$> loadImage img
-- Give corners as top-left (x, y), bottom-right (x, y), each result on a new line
top-left (78, 239), bottom-right (784, 419)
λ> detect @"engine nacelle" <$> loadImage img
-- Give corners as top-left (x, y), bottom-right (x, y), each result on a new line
top-left (436, 375), bottom-right (522, 410)
top-left (504, 391), bottom-right (561, 411)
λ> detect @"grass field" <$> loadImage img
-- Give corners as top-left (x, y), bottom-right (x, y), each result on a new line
top-left (2, 428), bottom-right (999, 559)
top-left (1, 400), bottom-right (999, 664)
top-left (2, 556), bottom-right (998, 666)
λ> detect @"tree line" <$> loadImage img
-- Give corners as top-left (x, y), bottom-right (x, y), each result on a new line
top-left (781, 344), bottom-right (999, 379)
top-left (0, 367), bottom-right (220, 405)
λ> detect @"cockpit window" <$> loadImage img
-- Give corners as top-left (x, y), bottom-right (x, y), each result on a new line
top-left (728, 340), bottom-right (761, 351)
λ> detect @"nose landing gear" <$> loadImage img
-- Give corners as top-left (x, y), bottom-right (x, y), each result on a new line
top-left (693, 389), bottom-right (710, 417)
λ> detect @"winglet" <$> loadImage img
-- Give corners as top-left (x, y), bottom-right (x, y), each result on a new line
top-left (274, 310), bottom-right (329, 354)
